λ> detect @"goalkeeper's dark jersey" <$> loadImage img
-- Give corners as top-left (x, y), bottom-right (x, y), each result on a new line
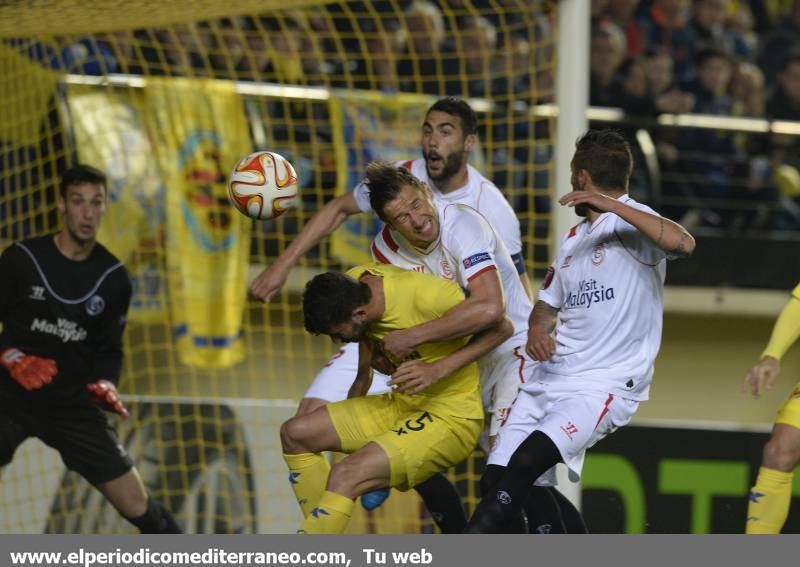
top-left (0, 234), bottom-right (131, 401)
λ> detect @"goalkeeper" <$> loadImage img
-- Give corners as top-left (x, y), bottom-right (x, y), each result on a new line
top-left (0, 165), bottom-right (181, 534)
top-left (282, 264), bottom-right (513, 533)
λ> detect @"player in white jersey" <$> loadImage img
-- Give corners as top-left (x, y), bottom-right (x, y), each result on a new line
top-left (465, 129), bottom-right (696, 533)
top-left (251, 97), bottom-right (577, 532)
top-left (365, 163), bottom-right (533, 441)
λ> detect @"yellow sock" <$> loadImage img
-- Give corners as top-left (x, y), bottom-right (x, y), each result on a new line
top-left (298, 490), bottom-right (354, 534)
top-left (746, 466), bottom-right (793, 534)
top-left (283, 452), bottom-right (330, 518)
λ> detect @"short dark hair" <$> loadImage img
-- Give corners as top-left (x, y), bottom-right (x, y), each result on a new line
top-left (694, 47), bottom-right (732, 68)
top-left (366, 161), bottom-right (427, 222)
top-left (60, 164), bottom-right (107, 199)
top-left (426, 97), bottom-right (477, 136)
top-left (572, 129), bottom-right (633, 190)
top-left (303, 272), bottom-right (372, 335)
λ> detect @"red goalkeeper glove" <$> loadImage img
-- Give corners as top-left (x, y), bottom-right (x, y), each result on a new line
top-left (0, 348), bottom-right (57, 390)
top-left (86, 379), bottom-right (129, 420)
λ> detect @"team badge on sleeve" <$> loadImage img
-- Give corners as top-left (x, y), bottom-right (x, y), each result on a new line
top-left (463, 252), bottom-right (491, 269)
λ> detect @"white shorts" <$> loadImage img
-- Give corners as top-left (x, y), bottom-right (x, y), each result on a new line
top-left (487, 374), bottom-right (638, 485)
top-left (479, 335), bottom-right (536, 439)
top-left (303, 342), bottom-right (391, 402)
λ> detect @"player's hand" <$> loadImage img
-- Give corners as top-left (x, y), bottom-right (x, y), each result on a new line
top-left (371, 350), bottom-right (396, 376)
top-left (381, 329), bottom-right (418, 361)
top-left (86, 379), bottom-right (129, 420)
top-left (526, 328), bottom-right (555, 361)
top-left (741, 356), bottom-right (780, 398)
top-left (250, 262), bottom-right (290, 303)
top-left (559, 191), bottom-right (621, 214)
top-left (0, 348), bottom-right (57, 390)
top-left (389, 360), bottom-right (445, 395)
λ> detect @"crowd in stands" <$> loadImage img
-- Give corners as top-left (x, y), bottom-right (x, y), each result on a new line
top-left (592, 0), bottom-right (800, 230)
top-left (8, 0), bottom-right (800, 232)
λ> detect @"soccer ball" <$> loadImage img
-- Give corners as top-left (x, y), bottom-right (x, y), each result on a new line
top-left (228, 151), bottom-right (299, 220)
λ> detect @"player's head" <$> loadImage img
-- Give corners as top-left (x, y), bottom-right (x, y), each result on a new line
top-left (570, 129), bottom-right (632, 217)
top-left (366, 161), bottom-right (439, 248)
top-left (303, 272), bottom-right (372, 343)
top-left (421, 97), bottom-right (477, 188)
top-left (57, 164), bottom-right (108, 244)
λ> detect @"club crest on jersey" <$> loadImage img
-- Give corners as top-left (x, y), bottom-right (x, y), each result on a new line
top-left (592, 244), bottom-right (605, 265)
top-left (28, 286), bottom-right (45, 300)
top-left (86, 295), bottom-right (106, 316)
top-left (440, 257), bottom-right (454, 279)
top-left (561, 255), bottom-right (572, 268)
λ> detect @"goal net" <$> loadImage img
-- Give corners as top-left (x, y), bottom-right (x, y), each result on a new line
top-left (0, 0), bottom-right (557, 533)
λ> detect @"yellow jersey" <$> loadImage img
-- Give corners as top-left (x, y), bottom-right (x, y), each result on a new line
top-left (345, 263), bottom-right (482, 420)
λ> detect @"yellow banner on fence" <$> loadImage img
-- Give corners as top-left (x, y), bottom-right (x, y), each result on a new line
top-left (0, 43), bottom-right (59, 146)
top-left (145, 77), bottom-right (251, 368)
top-left (67, 85), bottom-right (166, 323)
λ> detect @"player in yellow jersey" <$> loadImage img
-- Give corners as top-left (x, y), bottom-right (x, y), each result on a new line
top-left (742, 282), bottom-right (800, 534)
top-left (281, 263), bottom-right (513, 534)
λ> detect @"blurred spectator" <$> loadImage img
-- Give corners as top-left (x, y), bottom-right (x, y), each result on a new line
top-left (396, 0), bottom-right (455, 94)
top-left (730, 60), bottom-right (766, 116)
top-left (592, 0), bottom-right (612, 23)
top-left (635, 0), bottom-right (695, 83)
top-left (495, 33), bottom-right (533, 102)
top-left (767, 50), bottom-right (800, 119)
top-left (448, 15), bottom-right (500, 98)
top-left (728, 2), bottom-right (760, 54)
top-left (589, 21), bottom-right (627, 107)
top-left (766, 50), bottom-right (800, 226)
top-left (758, 0), bottom-right (800, 85)
top-left (690, 0), bottom-right (753, 61)
top-left (607, 0), bottom-right (647, 55)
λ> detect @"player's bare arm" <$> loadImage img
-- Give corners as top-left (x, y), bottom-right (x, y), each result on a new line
top-left (381, 268), bottom-right (505, 359)
top-left (250, 192), bottom-right (363, 302)
top-left (390, 316), bottom-right (513, 394)
top-left (526, 300), bottom-right (558, 361)
top-left (559, 191), bottom-right (696, 258)
top-left (348, 340), bottom-right (375, 398)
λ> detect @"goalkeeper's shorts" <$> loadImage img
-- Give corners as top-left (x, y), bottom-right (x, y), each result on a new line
top-left (0, 392), bottom-right (133, 484)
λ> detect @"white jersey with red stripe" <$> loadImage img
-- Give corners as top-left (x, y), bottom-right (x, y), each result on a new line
top-left (371, 201), bottom-right (531, 337)
top-left (533, 195), bottom-right (667, 401)
top-left (370, 201), bottom-right (534, 439)
top-left (352, 157), bottom-right (523, 258)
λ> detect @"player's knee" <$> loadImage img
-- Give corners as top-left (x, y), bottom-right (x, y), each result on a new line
top-left (280, 416), bottom-right (312, 454)
top-left (762, 434), bottom-right (800, 472)
top-left (296, 397), bottom-right (327, 417)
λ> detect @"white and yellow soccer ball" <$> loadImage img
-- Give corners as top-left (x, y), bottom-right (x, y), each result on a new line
top-left (228, 150), bottom-right (299, 220)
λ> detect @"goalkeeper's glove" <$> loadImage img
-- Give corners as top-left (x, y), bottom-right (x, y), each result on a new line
top-left (0, 348), bottom-right (57, 390)
top-left (86, 379), bottom-right (129, 420)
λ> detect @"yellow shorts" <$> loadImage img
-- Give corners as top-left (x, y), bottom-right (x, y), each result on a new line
top-left (326, 393), bottom-right (482, 491)
top-left (775, 382), bottom-right (800, 428)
